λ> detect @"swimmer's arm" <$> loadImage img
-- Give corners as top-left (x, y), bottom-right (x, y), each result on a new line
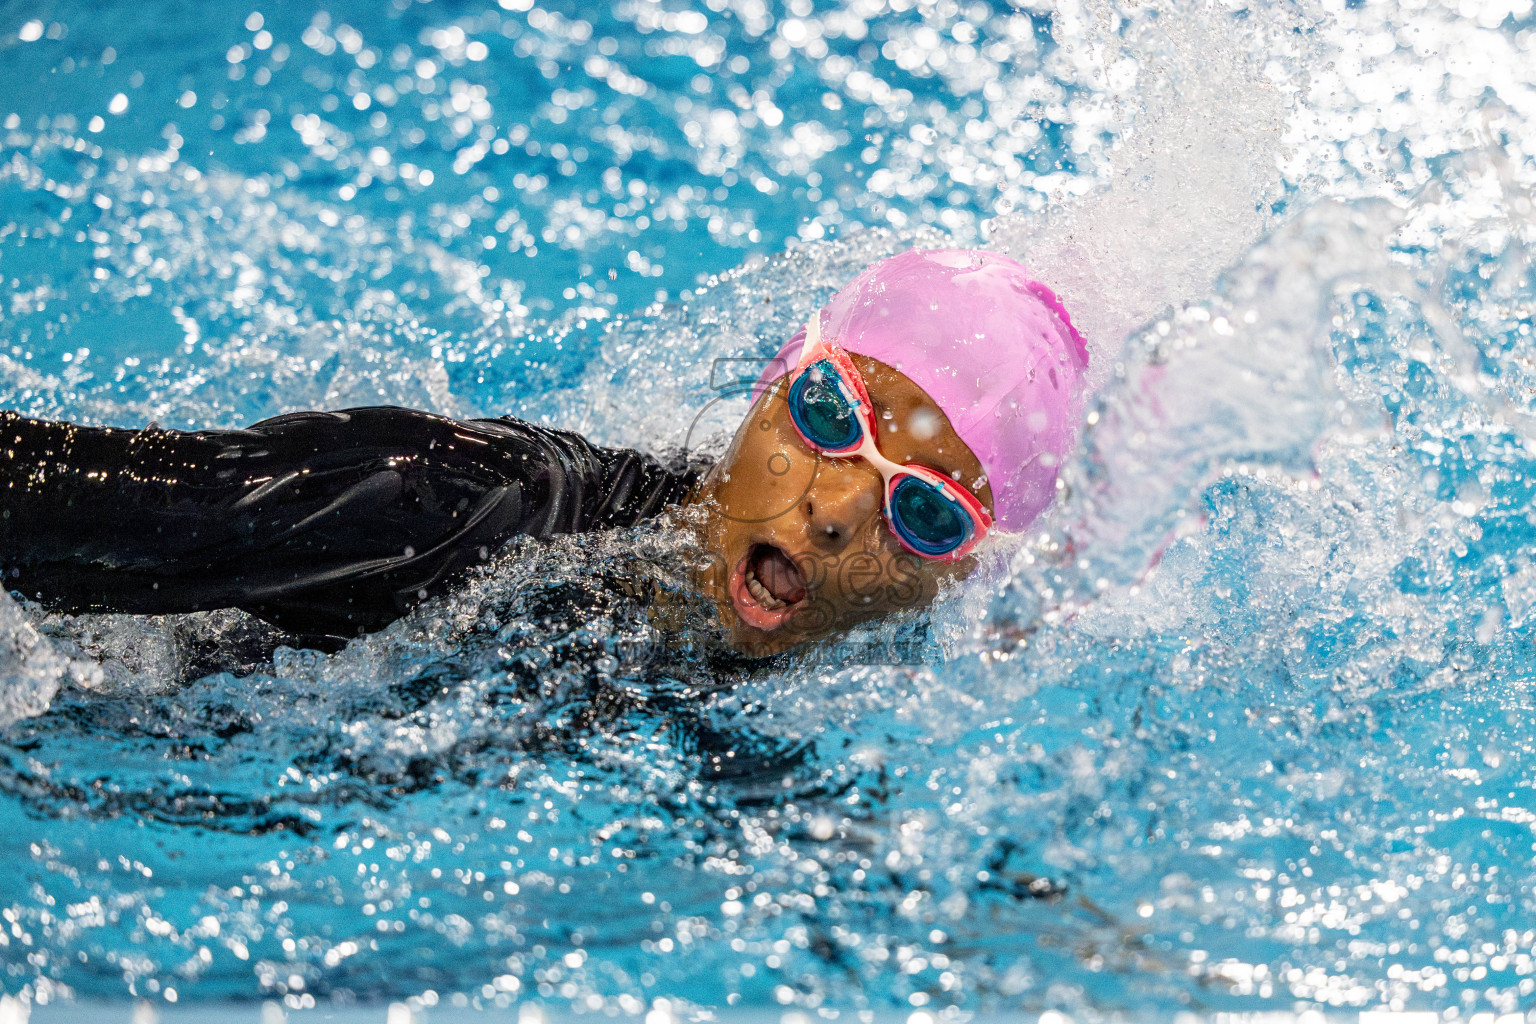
top-left (469, 414), bottom-right (700, 530)
top-left (0, 407), bottom-right (701, 639)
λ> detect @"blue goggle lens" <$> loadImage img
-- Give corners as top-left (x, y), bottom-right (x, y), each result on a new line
top-left (788, 361), bottom-right (862, 451)
top-left (890, 475), bottom-right (971, 556)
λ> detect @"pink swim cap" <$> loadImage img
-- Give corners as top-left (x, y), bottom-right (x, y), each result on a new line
top-left (752, 248), bottom-right (1088, 531)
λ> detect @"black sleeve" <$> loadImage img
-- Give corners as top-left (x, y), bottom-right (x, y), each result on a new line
top-left (0, 407), bottom-right (701, 640)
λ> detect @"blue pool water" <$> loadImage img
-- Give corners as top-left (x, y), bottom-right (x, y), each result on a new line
top-left (2, 0), bottom-right (1536, 1019)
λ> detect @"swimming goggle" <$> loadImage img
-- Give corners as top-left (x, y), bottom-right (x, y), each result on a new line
top-left (783, 315), bottom-right (993, 562)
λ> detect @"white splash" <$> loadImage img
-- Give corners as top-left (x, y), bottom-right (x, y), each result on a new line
top-left (987, 0), bottom-right (1294, 370)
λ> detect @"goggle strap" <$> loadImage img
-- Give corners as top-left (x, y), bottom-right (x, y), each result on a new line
top-left (798, 311), bottom-right (821, 368)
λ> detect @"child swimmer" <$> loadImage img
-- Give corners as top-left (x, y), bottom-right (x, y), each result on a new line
top-left (0, 249), bottom-right (1087, 658)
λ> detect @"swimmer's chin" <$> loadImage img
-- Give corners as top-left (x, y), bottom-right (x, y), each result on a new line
top-left (719, 610), bottom-right (825, 660)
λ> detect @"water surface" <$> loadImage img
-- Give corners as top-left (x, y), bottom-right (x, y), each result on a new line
top-left (2, 0), bottom-right (1536, 1019)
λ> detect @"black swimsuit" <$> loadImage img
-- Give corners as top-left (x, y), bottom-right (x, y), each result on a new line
top-left (0, 407), bottom-right (702, 640)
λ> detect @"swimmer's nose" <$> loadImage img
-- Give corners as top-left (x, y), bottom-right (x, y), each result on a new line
top-left (802, 464), bottom-right (882, 553)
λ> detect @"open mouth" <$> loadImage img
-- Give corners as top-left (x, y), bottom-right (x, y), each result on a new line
top-left (729, 542), bottom-right (809, 632)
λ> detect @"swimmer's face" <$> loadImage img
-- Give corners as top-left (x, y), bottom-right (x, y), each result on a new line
top-left (692, 354), bottom-right (994, 658)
